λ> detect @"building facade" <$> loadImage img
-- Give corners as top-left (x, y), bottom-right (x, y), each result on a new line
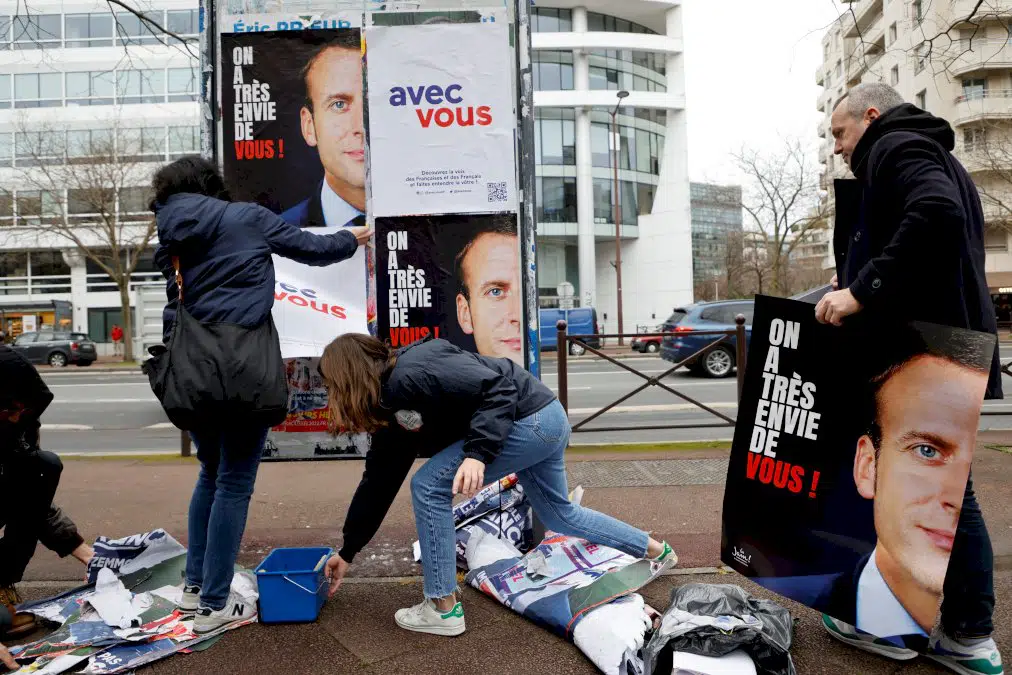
top-left (689, 182), bottom-right (742, 295)
top-left (531, 1), bottom-right (693, 331)
top-left (816, 0), bottom-right (1012, 319)
top-left (0, 0), bottom-right (199, 345)
top-left (0, 0), bottom-right (693, 345)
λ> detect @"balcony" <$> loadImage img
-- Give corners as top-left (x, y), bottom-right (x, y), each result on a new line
top-left (948, 39), bottom-right (1012, 77)
top-left (842, 0), bottom-right (884, 39)
top-left (816, 67), bottom-right (825, 86)
top-left (953, 89), bottom-right (1012, 125)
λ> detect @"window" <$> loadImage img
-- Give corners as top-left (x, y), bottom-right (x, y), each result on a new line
top-left (119, 187), bottom-right (152, 218)
top-left (539, 117), bottom-right (565, 166)
top-left (0, 15), bottom-right (11, 49)
top-left (65, 13), bottom-right (113, 47)
top-left (116, 69), bottom-right (165, 104)
top-left (166, 9), bottom-right (198, 36)
top-left (0, 189), bottom-right (13, 224)
top-left (0, 74), bottom-right (9, 109)
top-left (889, 23), bottom-right (897, 45)
top-left (916, 89), bottom-right (926, 109)
top-left (537, 177), bottom-right (577, 223)
top-left (167, 67), bottom-right (196, 102)
top-left (168, 126), bottom-right (199, 157)
top-left (836, 60), bottom-right (842, 78)
top-left (16, 190), bottom-right (60, 226)
top-left (586, 12), bottom-right (656, 35)
top-left (16, 131), bottom-right (62, 166)
top-left (533, 53), bottom-right (574, 91)
top-left (118, 127), bottom-right (165, 161)
top-left (13, 14), bottom-right (61, 50)
top-left (66, 71), bottom-right (115, 106)
top-left (66, 129), bottom-right (114, 160)
top-left (915, 44), bottom-right (927, 74)
top-left (962, 77), bottom-right (987, 101)
top-left (14, 333), bottom-right (36, 346)
top-left (591, 179), bottom-right (638, 224)
top-left (532, 8), bottom-right (571, 33)
top-left (114, 11), bottom-right (163, 45)
top-left (964, 127), bottom-right (987, 152)
top-left (14, 72), bottom-right (62, 108)
top-left (912, 0), bottom-right (923, 24)
top-left (87, 308), bottom-right (125, 343)
top-left (890, 65), bottom-right (899, 85)
top-left (985, 225), bottom-right (1008, 251)
top-left (30, 251), bottom-right (70, 279)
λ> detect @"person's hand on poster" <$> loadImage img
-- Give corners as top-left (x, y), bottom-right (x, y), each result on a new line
top-left (348, 224), bottom-right (374, 248)
top-left (325, 554), bottom-right (351, 598)
top-left (815, 289), bottom-right (863, 326)
top-left (453, 458), bottom-right (485, 499)
top-left (1, 643), bottom-right (18, 671)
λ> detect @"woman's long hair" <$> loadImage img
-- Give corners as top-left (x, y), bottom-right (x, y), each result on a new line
top-left (319, 334), bottom-right (395, 435)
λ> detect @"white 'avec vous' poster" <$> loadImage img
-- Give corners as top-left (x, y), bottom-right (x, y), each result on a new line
top-left (366, 21), bottom-right (517, 217)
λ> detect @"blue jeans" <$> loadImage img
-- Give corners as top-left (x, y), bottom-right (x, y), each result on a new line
top-left (185, 426), bottom-right (268, 610)
top-left (410, 400), bottom-right (650, 599)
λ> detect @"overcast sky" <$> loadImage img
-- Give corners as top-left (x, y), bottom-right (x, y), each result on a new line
top-left (682, 0), bottom-right (845, 186)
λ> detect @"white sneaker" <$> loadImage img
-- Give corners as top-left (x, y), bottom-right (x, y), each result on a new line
top-left (193, 589), bottom-right (257, 635)
top-left (178, 583), bottom-right (200, 613)
top-left (927, 633), bottom-right (1004, 675)
top-left (394, 598), bottom-right (466, 637)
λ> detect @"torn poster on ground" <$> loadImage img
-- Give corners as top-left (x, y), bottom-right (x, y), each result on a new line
top-left (413, 474), bottom-right (671, 675)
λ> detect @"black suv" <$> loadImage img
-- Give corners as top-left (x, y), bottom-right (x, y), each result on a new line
top-left (12, 331), bottom-right (98, 367)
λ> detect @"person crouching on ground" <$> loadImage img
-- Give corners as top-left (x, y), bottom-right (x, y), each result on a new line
top-left (319, 334), bottom-right (676, 637)
top-left (1, 344), bottom-right (94, 669)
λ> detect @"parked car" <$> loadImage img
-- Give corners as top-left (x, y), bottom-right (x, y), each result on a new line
top-left (11, 330), bottom-right (97, 367)
top-left (539, 307), bottom-right (600, 356)
top-left (659, 300), bottom-right (754, 378)
top-left (631, 325), bottom-right (664, 353)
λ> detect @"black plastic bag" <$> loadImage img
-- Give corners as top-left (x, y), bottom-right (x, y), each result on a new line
top-left (642, 583), bottom-right (795, 675)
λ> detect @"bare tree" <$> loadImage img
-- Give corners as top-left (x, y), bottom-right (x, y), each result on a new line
top-left (964, 121), bottom-right (1012, 236)
top-left (1, 115), bottom-right (157, 361)
top-left (733, 139), bottom-right (829, 297)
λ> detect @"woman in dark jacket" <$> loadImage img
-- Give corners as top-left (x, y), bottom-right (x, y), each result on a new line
top-left (149, 156), bottom-right (371, 635)
top-left (318, 334), bottom-right (675, 637)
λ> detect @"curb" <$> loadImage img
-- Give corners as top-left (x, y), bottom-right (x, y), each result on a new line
top-left (18, 566), bottom-right (737, 589)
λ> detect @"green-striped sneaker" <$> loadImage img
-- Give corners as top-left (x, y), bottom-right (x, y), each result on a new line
top-left (821, 614), bottom-right (918, 660)
top-left (927, 634), bottom-right (1003, 675)
top-left (394, 599), bottom-right (466, 637)
top-left (654, 541), bottom-right (677, 566)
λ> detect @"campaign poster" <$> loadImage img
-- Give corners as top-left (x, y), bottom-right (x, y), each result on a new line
top-left (721, 295), bottom-right (995, 650)
top-left (365, 21), bottom-right (517, 217)
top-left (376, 214), bottom-right (522, 366)
top-left (219, 25), bottom-right (374, 460)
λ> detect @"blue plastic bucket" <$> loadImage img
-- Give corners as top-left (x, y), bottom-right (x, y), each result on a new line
top-left (256, 547), bottom-right (332, 624)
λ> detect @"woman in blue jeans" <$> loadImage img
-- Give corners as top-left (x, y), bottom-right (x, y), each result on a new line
top-left (149, 156), bottom-right (372, 633)
top-left (319, 334), bottom-right (675, 636)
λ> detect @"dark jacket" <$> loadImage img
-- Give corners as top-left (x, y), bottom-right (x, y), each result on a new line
top-left (153, 193), bottom-right (359, 342)
top-left (834, 103), bottom-right (1002, 399)
top-left (338, 337), bottom-right (556, 563)
top-left (0, 345), bottom-right (84, 558)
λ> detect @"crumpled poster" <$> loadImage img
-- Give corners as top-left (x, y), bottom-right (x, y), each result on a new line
top-left (86, 530), bottom-right (187, 583)
top-left (416, 474), bottom-right (671, 675)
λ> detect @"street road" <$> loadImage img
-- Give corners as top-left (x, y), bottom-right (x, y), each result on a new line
top-left (36, 346), bottom-right (1012, 454)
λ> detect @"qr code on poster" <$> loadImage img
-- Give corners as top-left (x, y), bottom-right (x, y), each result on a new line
top-left (487, 181), bottom-right (508, 203)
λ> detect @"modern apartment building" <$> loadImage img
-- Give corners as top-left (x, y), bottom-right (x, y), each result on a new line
top-left (689, 182), bottom-right (742, 293)
top-left (0, 0), bottom-right (199, 344)
top-left (531, 1), bottom-right (693, 331)
top-left (816, 0), bottom-right (1012, 319)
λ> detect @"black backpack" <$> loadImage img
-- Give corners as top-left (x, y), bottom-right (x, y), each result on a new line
top-left (142, 257), bottom-right (289, 432)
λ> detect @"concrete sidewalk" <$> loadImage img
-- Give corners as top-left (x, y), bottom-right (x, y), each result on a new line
top-left (15, 441), bottom-right (1012, 674)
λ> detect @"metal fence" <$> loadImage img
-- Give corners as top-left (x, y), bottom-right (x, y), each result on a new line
top-left (555, 315), bottom-right (748, 435)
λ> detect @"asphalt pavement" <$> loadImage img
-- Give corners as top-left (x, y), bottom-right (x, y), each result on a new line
top-left (36, 345), bottom-right (1012, 454)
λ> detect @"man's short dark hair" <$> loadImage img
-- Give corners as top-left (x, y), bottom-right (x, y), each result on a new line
top-left (454, 217), bottom-right (518, 300)
top-left (150, 155), bottom-right (230, 210)
top-left (300, 30), bottom-right (361, 112)
top-left (861, 322), bottom-right (995, 450)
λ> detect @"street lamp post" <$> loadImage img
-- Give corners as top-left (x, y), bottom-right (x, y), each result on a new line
top-left (609, 90), bottom-right (629, 346)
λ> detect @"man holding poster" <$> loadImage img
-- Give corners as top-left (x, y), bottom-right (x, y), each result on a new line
top-left (813, 82), bottom-right (1002, 673)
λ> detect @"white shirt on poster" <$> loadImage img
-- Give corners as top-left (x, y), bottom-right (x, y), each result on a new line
top-left (856, 550), bottom-right (928, 638)
top-left (320, 181), bottom-right (362, 228)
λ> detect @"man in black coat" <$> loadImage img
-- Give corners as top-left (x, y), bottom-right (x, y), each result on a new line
top-left (816, 82), bottom-right (1002, 675)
